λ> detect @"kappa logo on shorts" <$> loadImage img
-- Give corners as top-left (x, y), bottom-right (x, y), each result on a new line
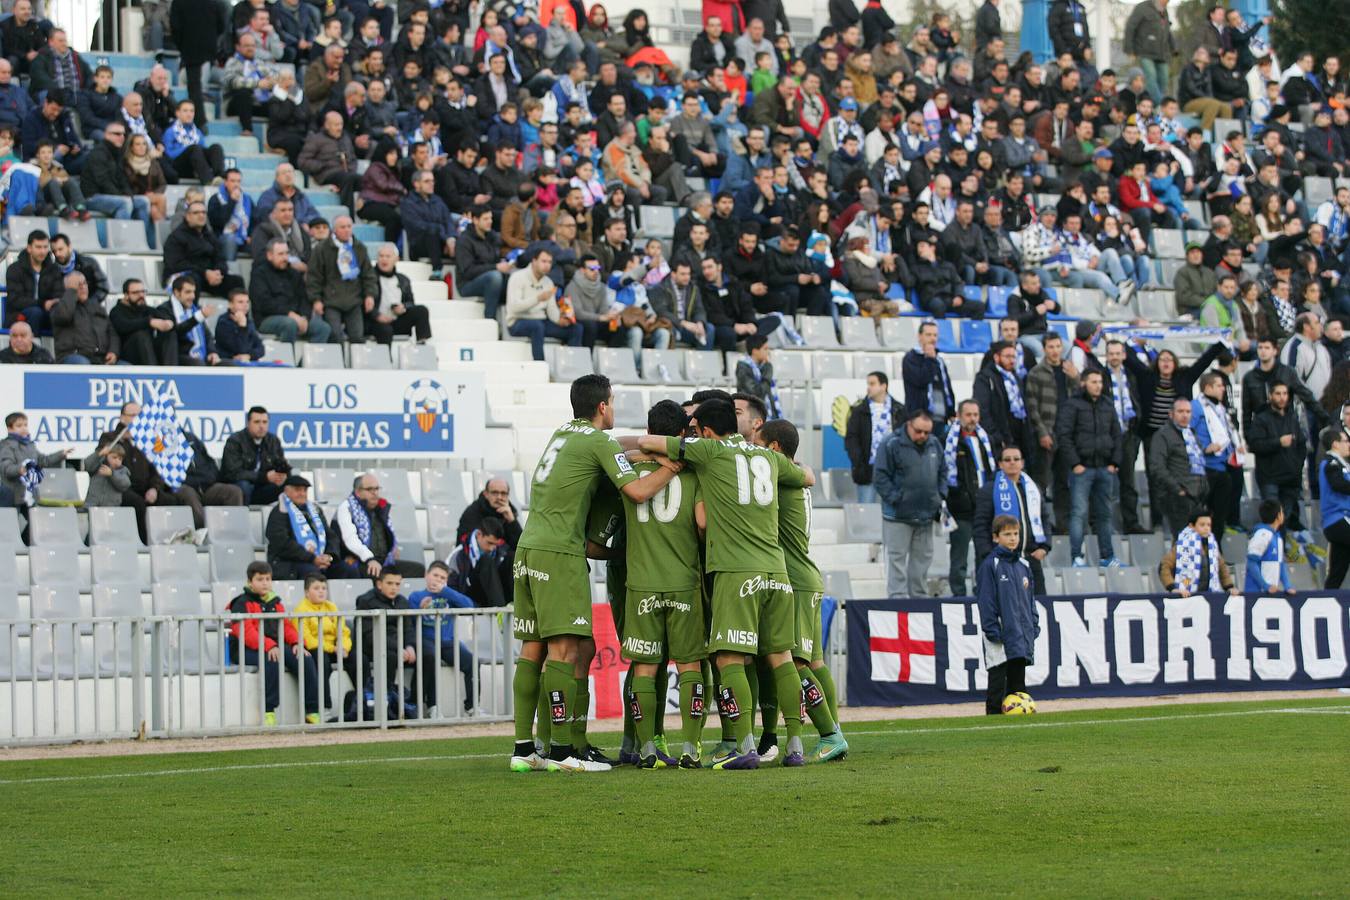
top-left (513, 561), bottom-right (551, 582)
top-left (572, 617), bottom-right (589, 626)
top-left (739, 574), bottom-right (792, 597)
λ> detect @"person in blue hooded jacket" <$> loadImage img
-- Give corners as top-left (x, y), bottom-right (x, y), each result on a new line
top-left (975, 514), bottom-right (1040, 714)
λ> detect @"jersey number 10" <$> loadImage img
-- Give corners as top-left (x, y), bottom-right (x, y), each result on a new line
top-left (634, 470), bottom-right (682, 523)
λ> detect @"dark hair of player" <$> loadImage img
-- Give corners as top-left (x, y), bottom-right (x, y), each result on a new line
top-left (571, 374), bottom-right (612, 419)
top-left (647, 399), bottom-right (689, 437)
top-left (758, 419), bottom-right (799, 459)
top-left (690, 388), bottom-right (732, 405)
top-left (732, 391), bottom-right (768, 424)
top-left (691, 399), bottom-right (737, 437)
top-left (478, 515), bottom-right (506, 538)
top-left (991, 514), bottom-right (1020, 535)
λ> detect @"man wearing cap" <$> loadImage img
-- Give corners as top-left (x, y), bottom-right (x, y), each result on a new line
top-left (266, 474), bottom-right (345, 580)
top-left (1174, 241), bottom-right (1218, 318)
top-left (818, 96), bottom-right (865, 159)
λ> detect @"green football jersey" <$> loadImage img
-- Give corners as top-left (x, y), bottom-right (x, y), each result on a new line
top-left (665, 434), bottom-right (806, 573)
top-left (519, 418), bottom-right (638, 556)
top-left (623, 462), bottom-right (702, 592)
top-left (779, 483), bottom-right (824, 593)
top-left (586, 479), bottom-right (626, 552)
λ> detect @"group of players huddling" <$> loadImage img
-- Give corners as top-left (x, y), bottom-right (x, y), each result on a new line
top-left (508, 374), bottom-right (849, 771)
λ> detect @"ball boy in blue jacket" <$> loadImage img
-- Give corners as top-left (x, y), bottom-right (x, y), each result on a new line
top-left (975, 515), bottom-right (1041, 714)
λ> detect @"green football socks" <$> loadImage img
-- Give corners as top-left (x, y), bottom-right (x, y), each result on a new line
top-left (813, 663), bottom-right (839, 725)
top-left (512, 658), bottom-right (541, 744)
top-left (745, 661), bottom-right (759, 727)
top-left (756, 655), bottom-right (778, 740)
top-left (653, 665), bottom-right (670, 737)
top-left (572, 676), bottom-right (590, 754)
top-left (772, 661), bottom-right (803, 744)
top-left (718, 663), bottom-right (753, 744)
top-left (700, 659), bottom-right (715, 744)
top-left (713, 665), bottom-right (734, 742)
top-left (677, 669), bottom-right (703, 745)
top-left (621, 666), bottom-right (637, 755)
top-left (633, 674), bottom-right (657, 749)
top-left (541, 660), bottom-right (576, 757)
top-left (799, 666), bottom-right (837, 737)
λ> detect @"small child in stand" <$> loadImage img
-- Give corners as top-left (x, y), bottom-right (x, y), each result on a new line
top-left (534, 165), bottom-right (560, 213)
top-left (0, 127), bottom-right (20, 173)
top-left (294, 573), bottom-right (357, 716)
top-left (1245, 499), bottom-right (1295, 594)
top-left (750, 51), bottom-right (777, 96)
top-left (1159, 507), bottom-right (1240, 595)
top-left (32, 139), bottom-right (90, 220)
top-left (975, 515), bottom-right (1039, 715)
top-left (407, 561), bottom-right (477, 714)
top-left (228, 561), bottom-right (320, 726)
top-left (82, 443), bottom-right (129, 507)
top-left (640, 237), bottom-right (669, 288)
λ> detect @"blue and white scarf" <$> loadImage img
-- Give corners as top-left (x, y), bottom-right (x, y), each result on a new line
top-left (58, 250), bottom-right (76, 276)
top-left (741, 356), bottom-right (781, 418)
top-left (1175, 525), bottom-right (1221, 592)
top-left (1181, 425), bottom-right (1205, 474)
top-left (466, 529), bottom-right (483, 567)
top-left (346, 494), bottom-right (396, 564)
top-left (992, 470), bottom-right (1045, 544)
top-left (18, 456), bottom-right (43, 508)
top-left (174, 298), bottom-right (206, 362)
top-left (335, 238), bottom-right (360, 281)
top-left (869, 399), bottom-right (891, 464)
top-left (168, 119), bottom-right (201, 149)
top-left (1000, 367), bottom-right (1026, 420)
top-left (1271, 292), bottom-right (1296, 334)
top-left (944, 425), bottom-right (994, 488)
top-left (1109, 366), bottom-right (1135, 429)
top-left (235, 53), bottom-right (268, 103)
top-left (122, 109), bottom-right (147, 137)
top-left (1014, 343), bottom-right (1027, 380)
top-left (280, 494), bottom-right (325, 555)
top-left (219, 184), bottom-right (252, 246)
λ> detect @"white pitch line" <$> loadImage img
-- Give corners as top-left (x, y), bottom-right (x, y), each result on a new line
top-left (0, 705), bottom-right (1345, 787)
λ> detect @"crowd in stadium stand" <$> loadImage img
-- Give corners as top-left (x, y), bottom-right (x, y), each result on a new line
top-left (0, 0), bottom-right (1349, 597)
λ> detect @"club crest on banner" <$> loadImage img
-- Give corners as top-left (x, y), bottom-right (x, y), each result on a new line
top-left (402, 378), bottom-right (451, 445)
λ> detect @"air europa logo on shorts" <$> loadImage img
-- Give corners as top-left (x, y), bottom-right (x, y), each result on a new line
top-left (637, 595), bottom-right (692, 615)
top-left (739, 575), bottom-right (792, 597)
top-left (513, 561), bottom-right (550, 582)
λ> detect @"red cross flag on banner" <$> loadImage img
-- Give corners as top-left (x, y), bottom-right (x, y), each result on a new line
top-left (868, 610), bottom-right (936, 683)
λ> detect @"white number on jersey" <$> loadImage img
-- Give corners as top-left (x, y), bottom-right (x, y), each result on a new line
top-left (634, 469), bottom-right (683, 523)
top-left (803, 484), bottom-right (813, 537)
top-left (534, 437), bottom-right (566, 483)
top-left (734, 453), bottom-right (774, 506)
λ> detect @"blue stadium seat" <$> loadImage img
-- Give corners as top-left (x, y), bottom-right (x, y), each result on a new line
top-left (934, 319), bottom-right (961, 353)
top-left (961, 285), bottom-right (983, 307)
top-left (961, 320), bottom-right (993, 353)
top-left (986, 286), bottom-right (1012, 317)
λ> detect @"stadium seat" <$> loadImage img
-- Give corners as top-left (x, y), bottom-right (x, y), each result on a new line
top-left (684, 350), bottom-right (723, 383)
top-left (106, 257), bottom-right (156, 290)
top-left (30, 546), bottom-right (89, 588)
top-left (1104, 566), bottom-right (1147, 594)
top-left (1137, 290), bottom-right (1179, 322)
top-left (935, 319), bottom-right (961, 353)
top-left (879, 317), bottom-right (920, 349)
top-left (261, 340), bottom-right (296, 366)
top-left (0, 507), bottom-right (26, 552)
top-left (1157, 259), bottom-right (1185, 285)
top-left (91, 545), bottom-right (141, 583)
top-left (91, 584), bottom-right (149, 673)
top-left (208, 542), bottom-right (255, 582)
top-left (842, 503), bottom-right (882, 543)
top-left (611, 388), bottom-right (648, 428)
top-left (388, 502), bottom-right (425, 552)
top-left (151, 582), bottom-right (207, 617)
top-left (350, 343), bottom-right (393, 370)
top-left (960, 321), bottom-right (993, 353)
top-left (38, 468), bottom-right (81, 504)
top-left (28, 506), bottom-right (82, 548)
top-left (852, 353), bottom-right (890, 379)
top-left (1153, 229), bottom-right (1186, 259)
top-left (822, 570), bottom-right (854, 600)
top-left (549, 346), bottom-right (594, 382)
top-left (31, 585), bottom-right (94, 678)
top-left (57, 218), bottom-right (101, 249)
top-left (813, 352), bottom-right (851, 380)
top-left (772, 352), bottom-right (811, 383)
top-left (1058, 287), bottom-right (1104, 319)
top-left (397, 343), bottom-right (439, 369)
top-left (327, 579), bottom-right (365, 610)
top-left (827, 469), bottom-right (857, 505)
top-left (204, 507), bottom-right (259, 547)
top-left (1060, 568), bottom-right (1106, 594)
top-left (0, 585), bottom-right (32, 679)
top-left (595, 347), bottom-right (640, 383)
top-left (840, 317), bottom-right (880, 349)
top-left (147, 506), bottom-right (195, 545)
top-left (10, 215), bottom-right (53, 244)
top-left (640, 348), bottom-right (690, 384)
top-left (426, 505), bottom-right (460, 546)
top-left (315, 468), bottom-right (356, 504)
top-left (302, 343), bottom-right (347, 368)
top-left (151, 545), bottom-right (204, 583)
top-left (986, 286), bottom-right (1012, 317)
top-left (800, 316), bottom-right (840, 348)
top-left (1303, 176), bottom-right (1335, 207)
top-left (0, 547), bottom-right (18, 586)
top-left (421, 469), bottom-right (472, 510)
top-left (84, 507), bottom-right (138, 550)
top-left (372, 468), bottom-right (415, 508)
top-left (639, 205), bottom-right (675, 238)
top-left (105, 219), bottom-right (152, 252)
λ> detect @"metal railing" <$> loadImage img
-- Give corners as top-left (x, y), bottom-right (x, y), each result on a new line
top-left (0, 607), bottom-right (516, 745)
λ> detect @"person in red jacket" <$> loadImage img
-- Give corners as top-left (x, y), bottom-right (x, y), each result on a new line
top-left (1118, 158), bottom-right (1180, 239)
top-left (228, 561), bottom-right (320, 725)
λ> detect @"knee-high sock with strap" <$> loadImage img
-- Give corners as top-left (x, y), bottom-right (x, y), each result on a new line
top-left (512, 658), bottom-right (541, 744)
top-left (813, 663), bottom-right (839, 725)
top-left (756, 654), bottom-right (778, 737)
top-left (717, 662), bottom-right (753, 746)
top-left (653, 664), bottom-right (670, 736)
top-left (772, 661), bottom-right (803, 745)
top-left (677, 669), bottom-right (704, 749)
top-left (799, 665), bottom-right (837, 736)
top-left (633, 674), bottom-right (657, 750)
top-left (540, 659), bottom-right (577, 754)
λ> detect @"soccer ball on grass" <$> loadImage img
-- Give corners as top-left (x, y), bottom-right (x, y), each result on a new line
top-left (1001, 692), bottom-right (1037, 715)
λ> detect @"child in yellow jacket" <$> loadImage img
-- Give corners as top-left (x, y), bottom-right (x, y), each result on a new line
top-left (294, 574), bottom-right (358, 714)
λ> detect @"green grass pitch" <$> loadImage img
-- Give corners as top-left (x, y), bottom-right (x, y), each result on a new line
top-left (1, 698), bottom-right (1345, 897)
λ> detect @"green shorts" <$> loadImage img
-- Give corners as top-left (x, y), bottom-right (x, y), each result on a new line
top-left (512, 547), bottom-right (592, 641)
top-left (707, 571), bottom-right (795, 656)
top-left (793, 589), bottom-right (824, 663)
top-left (622, 588), bottom-right (706, 664)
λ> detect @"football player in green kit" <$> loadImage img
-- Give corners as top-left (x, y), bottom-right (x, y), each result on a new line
top-left (754, 419), bottom-right (849, 762)
top-left (510, 375), bottom-right (678, 773)
top-left (636, 398), bottom-right (812, 769)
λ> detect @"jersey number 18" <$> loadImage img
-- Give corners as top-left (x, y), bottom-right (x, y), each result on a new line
top-left (734, 454), bottom-right (774, 506)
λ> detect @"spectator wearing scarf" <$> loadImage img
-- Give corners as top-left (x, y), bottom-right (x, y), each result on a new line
top-left (735, 336), bottom-right (781, 419)
top-left (944, 400), bottom-right (996, 596)
top-left (1193, 374), bottom-right (1241, 537)
top-left (333, 473), bottom-right (426, 578)
top-left (0, 413), bottom-right (68, 508)
top-left (1160, 513), bottom-right (1236, 595)
top-left (973, 449), bottom-right (1050, 596)
top-left (264, 475), bottom-right (345, 580)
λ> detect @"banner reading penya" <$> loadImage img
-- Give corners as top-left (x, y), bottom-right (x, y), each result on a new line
top-left (4, 365), bottom-right (486, 458)
top-left (847, 593), bottom-right (1350, 705)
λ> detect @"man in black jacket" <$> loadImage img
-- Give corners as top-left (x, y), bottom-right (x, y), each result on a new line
top-left (3, 228), bottom-right (63, 332)
top-left (0, 0), bottom-right (48, 78)
top-left (456, 478), bottom-right (522, 551)
top-left (974, 341), bottom-right (1031, 457)
top-left (945, 400), bottom-right (997, 595)
top-left (163, 201), bottom-right (245, 297)
top-left (50, 234), bottom-right (108, 309)
top-left (844, 370), bottom-right (904, 502)
top-left (220, 406), bottom-right (291, 506)
top-left (1054, 370), bottom-right (1123, 566)
top-left (180, 429), bottom-right (244, 509)
top-left (690, 18), bottom-right (735, 75)
top-left (438, 143), bottom-right (487, 214)
top-left (169, 0), bottom-right (227, 128)
top-left (355, 568), bottom-right (435, 708)
top-left (1148, 398), bottom-right (1211, 538)
top-left (455, 205), bottom-right (512, 319)
top-left (79, 124), bottom-right (152, 225)
top-left (109, 279), bottom-right (176, 365)
top-left (1048, 0), bottom-right (1091, 63)
top-left (1247, 382), bottom-right (1309, 539)
top-left (973, 445), bottom-right (1051, 595)
top-left (1240, 337), bottom-right (1323, 434)
top-left (265, 475), bottom-right (346, 580)
top-left (699, 255), bottom-right (779, 350)
top-left (250, 239), bottom-right (333, 344)
top-left (913, 236), bottom-right (982, 317)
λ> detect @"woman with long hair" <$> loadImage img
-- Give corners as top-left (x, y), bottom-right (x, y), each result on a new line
top-left (616, 9), bottom-right (676, 79)
top-left (1257, 191), bottom-right (1284, 242)
top-left (358, 139), bottom-right (406, 243)
top-left (122, 132), bottom-right (167, 222)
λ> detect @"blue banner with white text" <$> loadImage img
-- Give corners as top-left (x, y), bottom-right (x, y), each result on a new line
top-left (846, 593), bottom-right (1350, 705)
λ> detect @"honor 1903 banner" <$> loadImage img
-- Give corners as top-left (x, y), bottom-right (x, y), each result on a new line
top-left (847, 593), bottom-right (1350, 705)
top-left (2, 366), bottom-right (486, 458)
